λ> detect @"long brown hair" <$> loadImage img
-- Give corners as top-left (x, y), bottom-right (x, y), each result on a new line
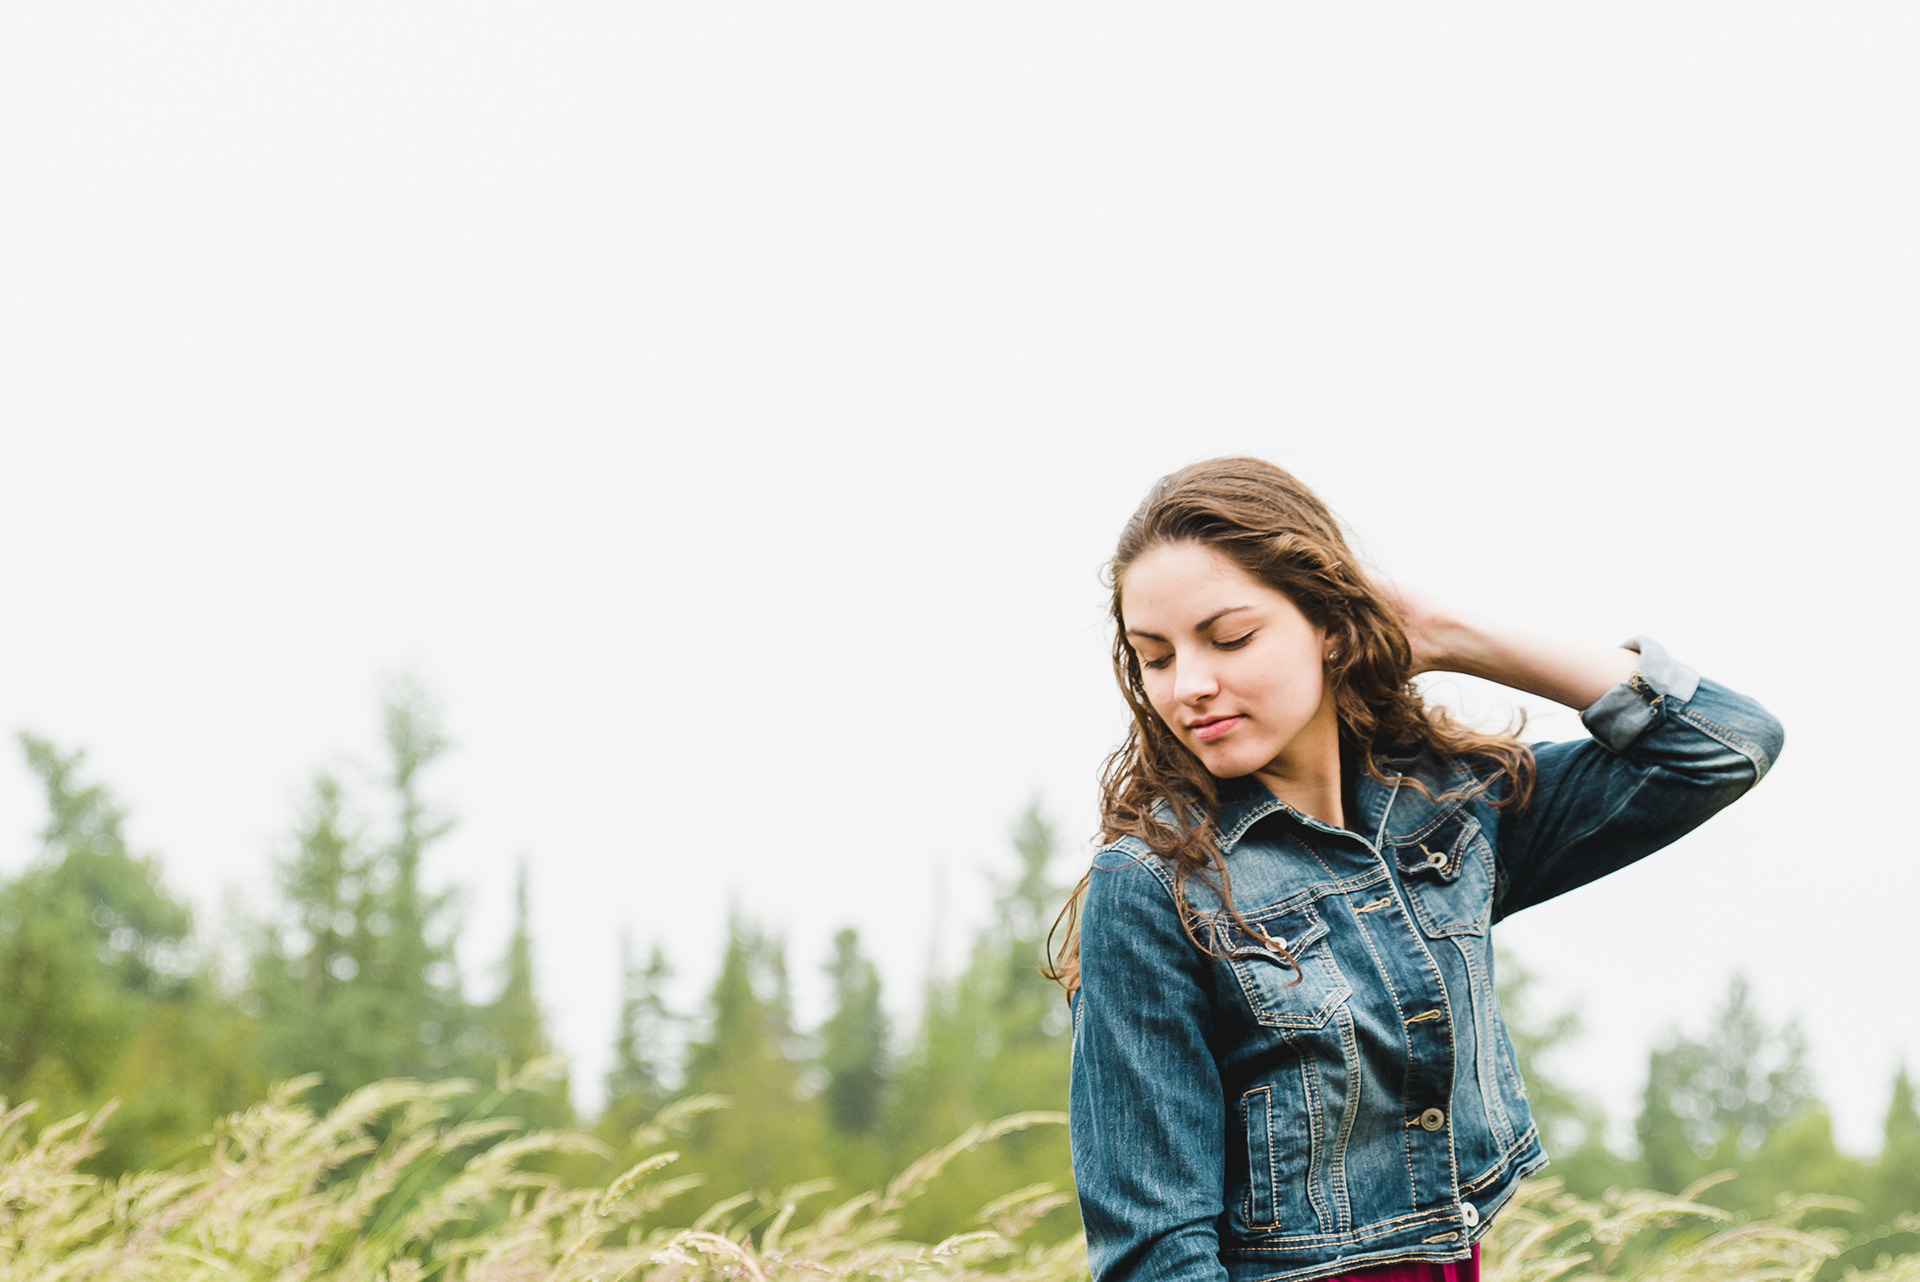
top-left (1047, 457), bottom-right (1534, 993)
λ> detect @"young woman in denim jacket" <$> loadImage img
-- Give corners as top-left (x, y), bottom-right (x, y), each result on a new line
top-left (1056, 458), bottom-right (1783, 1282)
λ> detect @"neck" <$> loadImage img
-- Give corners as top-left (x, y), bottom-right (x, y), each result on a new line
top-left (1252, 698), bottom-right (1345, 828)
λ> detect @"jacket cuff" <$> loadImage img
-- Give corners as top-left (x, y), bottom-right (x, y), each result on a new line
top-left (1579, 636), bottom-right (1702, 754)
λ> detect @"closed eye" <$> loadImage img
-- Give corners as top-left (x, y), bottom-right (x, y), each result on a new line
top-left (1216, 632), bottom-right (1254, 650)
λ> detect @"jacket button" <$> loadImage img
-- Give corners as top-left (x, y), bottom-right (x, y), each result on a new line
top-left (1460, 1201), bottom-right (1480, 1228)
top-left (1419, 1108), bottom-right (1446, 1131)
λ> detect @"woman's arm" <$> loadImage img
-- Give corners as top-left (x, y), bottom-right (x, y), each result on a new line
top-left (1388, 584), bottom-right (1638, 710)
top-left (1071, 849), bottom-right (1231, 1282)
top-left (1382, 582), bottom-right (1784, 919)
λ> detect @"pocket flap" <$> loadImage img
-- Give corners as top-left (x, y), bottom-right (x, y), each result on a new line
top-left (1213, 902), bottom-right (1350, 1031)
top-left (1391, 810), bottom-right (1482, 882)
top-left (1215, 904), bottom-right (1328, 962)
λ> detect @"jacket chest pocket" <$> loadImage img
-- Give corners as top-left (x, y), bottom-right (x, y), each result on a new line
top-left (1392, 810), bottom-right (1494, 938)
top-left (1214, 903), bottom-right (1351, 1031)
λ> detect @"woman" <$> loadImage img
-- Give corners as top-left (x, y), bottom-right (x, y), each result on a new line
top-left (1057, 458), bottom-right (1782, 1282)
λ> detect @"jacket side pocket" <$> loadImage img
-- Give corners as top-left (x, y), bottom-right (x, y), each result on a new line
top-left (1243, 1085), bottom-right (1279, 1230)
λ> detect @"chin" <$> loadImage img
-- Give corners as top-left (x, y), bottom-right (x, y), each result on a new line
top-left (1193, 746), bottom-right (1265, 781)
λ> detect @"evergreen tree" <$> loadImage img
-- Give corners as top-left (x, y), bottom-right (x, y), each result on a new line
top-left (485, 861), bottom-right (548, 1067)
top-left (588, 936), bottom-right (680, 1188)
top-left (248, 771), bottom-right (369, 1101)
top-left (355, 677), bottom-right (467, 1076)
top-left (888, 800), bottom-right (1074, 1242)
top-left (1877, 1065), bottom-right (1920, 1223)
top-left (0, 736), bottom-right (259, 1171)
top-left (820, 928), bottom-right (889, 1137)
top-left (1742, 1106), bottom-right (1867, 1217)
top-left (478, 860), bottom-right (572, 1127)
top-left (675, 908), bottom-right (822, 1199)
top-left (245, 680), bottom-right (479, 1101)
top-left (605, 936), bottom-right (676, 1115)
top-left (283, 773), bottom-right (357, 1002)
top-left (1634, 974), bottom-right (1816, 1195)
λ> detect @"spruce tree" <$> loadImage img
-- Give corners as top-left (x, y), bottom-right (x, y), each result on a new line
top-left (677, 908), bottom-right (820, 1199)
top-left (0, 736), bottom-right (257, 1171)
top-left (486, 861), bottom-right (549, 1067)
top-left (478, 860), bottom-right (572, 1127)
top-left (356, 676), bottom-right (466, 1076)
top-left (1877, 1065), bottom-right (1920, 1224)
top-left (819, 927), bottom-right (889, 1137)
top-left (1634, 975), bottom-right (1817, 1197)
top-left (888, 800), bottom-right (1075, 1242)
top-left (605, 936), bottom-right (676, 1116)
top-left (249, 771), bottom-right (368, 1101)
top-left (246, 679), bottom-right (477, 1099)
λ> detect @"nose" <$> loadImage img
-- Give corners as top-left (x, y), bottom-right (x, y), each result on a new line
top-left (1173, 650), bottom-right (1219, 706)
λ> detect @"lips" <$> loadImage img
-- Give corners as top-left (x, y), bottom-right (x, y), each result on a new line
top-left (1188, 715), bottom-right (1244, 743)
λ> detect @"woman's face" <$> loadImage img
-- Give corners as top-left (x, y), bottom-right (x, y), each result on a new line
top-left (1120, 540), bottom-right (1338, 784)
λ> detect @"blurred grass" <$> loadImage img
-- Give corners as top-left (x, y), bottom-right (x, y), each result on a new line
top-left (1, 1070), bottom-right (1914, 1282)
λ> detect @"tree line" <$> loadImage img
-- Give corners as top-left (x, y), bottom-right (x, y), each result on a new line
top-left (0, 683), bottom-right (1913, 1260)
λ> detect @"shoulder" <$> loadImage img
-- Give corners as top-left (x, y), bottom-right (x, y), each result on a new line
top-left (1079, 838), bottom-right (1213, 985)
top-left (1378, 743), bottom-right (1510, 804)
top-left (1084, 837), bottom-right (1186, 928)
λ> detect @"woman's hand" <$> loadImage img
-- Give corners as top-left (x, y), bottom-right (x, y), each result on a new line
top-left (1375, 579), bottom-right (1639, 711)
top-left (1375, 579), bottom-right (1467, 677)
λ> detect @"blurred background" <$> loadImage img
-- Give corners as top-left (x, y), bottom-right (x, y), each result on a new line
top-left (1, 0), bottom-right (1915, 1263)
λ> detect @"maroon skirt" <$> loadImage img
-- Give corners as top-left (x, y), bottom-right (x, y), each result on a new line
top-left (1321, 1243), bottom-right (1479, 1282)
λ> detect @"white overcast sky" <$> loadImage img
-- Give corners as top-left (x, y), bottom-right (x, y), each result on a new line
top-left (2, 5), bottom-right (1915, 1152)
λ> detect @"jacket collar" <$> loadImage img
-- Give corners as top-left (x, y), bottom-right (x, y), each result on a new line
top-left (1209, 748), bottom-right (1482, 855)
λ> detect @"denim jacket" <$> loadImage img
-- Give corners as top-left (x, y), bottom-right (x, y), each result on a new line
top-left (1068, 640), bottom-right (1783, 1282)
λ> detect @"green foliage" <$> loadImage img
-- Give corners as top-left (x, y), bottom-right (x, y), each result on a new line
top-left (668, 909), bottom-right (825, 1204)
top-left (0, 735), bottom-right (263, 1173)
top-left (817, 927), bottom-right (892, 1189)
top-left (1881, 1068), bottom-right (1920, 1214)
top-left (602, 936), bottom-right (677, 1127)
top-left (6, 699), bottom-right (1913, 1275)
top-left (476, 862), bottom-right (574, 1134)
top-left (246, 681), bottom-right (487, 1107)
top-left (1634, 975), bottom-right (1818, 1198)
top-left (2, 1078), bottom-right (1917, 1281)
top-left (820, 927), bottom-right (889, 1138)
top-left (887, 801), bottom-right (1074, 1244)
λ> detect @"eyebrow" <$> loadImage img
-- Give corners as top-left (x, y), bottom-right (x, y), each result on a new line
top-left (1125, 604), bottom-right (1256, 643)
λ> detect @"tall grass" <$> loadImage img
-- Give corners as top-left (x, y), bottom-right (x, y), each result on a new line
top-left (1, 1070), bottom-right (1914, 1281)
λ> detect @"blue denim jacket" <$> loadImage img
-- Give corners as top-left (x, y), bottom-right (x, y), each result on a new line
top-left (1068, 640), bottom-right (1783, 1282)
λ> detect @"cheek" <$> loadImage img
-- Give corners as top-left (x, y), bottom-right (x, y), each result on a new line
top-left (1138, 671), bottom-right (1182, 726)
top-left (1249, 658), bottom-right (1323, 718)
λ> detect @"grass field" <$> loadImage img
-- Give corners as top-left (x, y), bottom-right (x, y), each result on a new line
top-left (3, 1069), bottom-right (1915, 1282)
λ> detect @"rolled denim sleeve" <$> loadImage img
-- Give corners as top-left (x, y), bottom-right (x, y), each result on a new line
top-left (1071, 847), bottom-right (1229, 1282)
top-left (1493, 638), bottom-right (1784, 920)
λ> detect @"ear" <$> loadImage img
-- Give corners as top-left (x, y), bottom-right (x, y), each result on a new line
top-left (1323, 620), bottom-right (1356, 668)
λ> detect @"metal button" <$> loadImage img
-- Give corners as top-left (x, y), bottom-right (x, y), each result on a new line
top-left (1419, 1108), bottom-right (1446, 1131)
top-left (1426, 851), bottom-right (1448, 869)
top-left (1460, 1201), bottom-right (1480, 1228)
